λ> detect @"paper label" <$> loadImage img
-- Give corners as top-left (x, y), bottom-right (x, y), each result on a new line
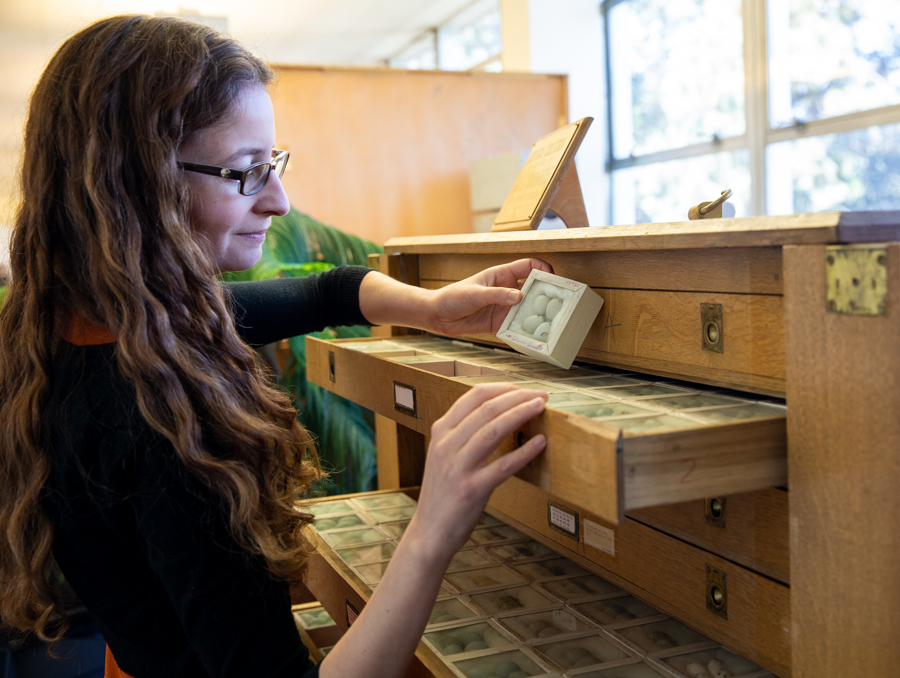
top-left (549, 505), bottom-right (577, 536)
top-left (584, 519), bottom-right (615, 557)
top-left (500, 331), bottom-right (548, 353)
top-left (394, 384), bottom-right (414, 410)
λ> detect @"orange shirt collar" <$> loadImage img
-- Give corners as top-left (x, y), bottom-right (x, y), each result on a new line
top-left (63, 314), bottom-right (116, 345)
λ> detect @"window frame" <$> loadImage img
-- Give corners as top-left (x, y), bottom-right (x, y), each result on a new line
top-left (601, 0), bottom-right (900, 221)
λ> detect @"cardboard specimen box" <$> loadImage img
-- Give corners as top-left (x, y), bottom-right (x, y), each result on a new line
top-left (497, 270), bottom-right (604, 369)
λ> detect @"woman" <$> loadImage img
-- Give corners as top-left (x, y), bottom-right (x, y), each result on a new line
top-left (0, 15), bottom-right (550, 678)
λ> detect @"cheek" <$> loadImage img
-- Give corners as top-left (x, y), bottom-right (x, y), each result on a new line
top-left (186, 183), bottom-right (235, 252)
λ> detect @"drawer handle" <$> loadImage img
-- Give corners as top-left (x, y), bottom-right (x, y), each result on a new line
top-left (701, 302), bottom-right (724, 353)
top-left (706, 564), bottom-right (728, 620)
top-left (705, 497), bottom-right (726, 529)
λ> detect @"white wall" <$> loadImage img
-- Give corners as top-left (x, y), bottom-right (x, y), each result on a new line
top-left (500, 0), bottom-right (608, 227)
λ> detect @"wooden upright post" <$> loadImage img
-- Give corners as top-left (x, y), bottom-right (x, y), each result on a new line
top-left (784, 243), bottom-right (900, 676)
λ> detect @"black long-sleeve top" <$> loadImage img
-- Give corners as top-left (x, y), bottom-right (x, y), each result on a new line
top-left (41, 266), bottom-right (371, 678)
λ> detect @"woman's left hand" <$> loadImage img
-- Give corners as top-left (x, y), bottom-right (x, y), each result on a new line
top-left (427, 258), bottom-right (553, 336)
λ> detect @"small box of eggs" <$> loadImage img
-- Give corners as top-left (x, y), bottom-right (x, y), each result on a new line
top-left (496, 269), bottom-right (604, 369)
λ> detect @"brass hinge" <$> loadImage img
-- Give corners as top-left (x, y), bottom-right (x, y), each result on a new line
top-left (826, 246), bottom-right (888, 316)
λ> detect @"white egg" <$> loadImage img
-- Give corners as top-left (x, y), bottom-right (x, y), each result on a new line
top-left (686, 663), bottom-right (713, 678)
top-left (707, 660), bottom-right (732, 678)
top-left (521, 314), bottom-right (544, 334)
top-left (534, 322), bottom-right (552, 341)
top-left (533, 294), bottom-right (550, 315)
top-left (545, 297), bottom-right (563, 320)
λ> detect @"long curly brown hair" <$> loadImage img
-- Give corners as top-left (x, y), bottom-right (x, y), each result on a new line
top-left (0, 15), bottom-right (320, 642)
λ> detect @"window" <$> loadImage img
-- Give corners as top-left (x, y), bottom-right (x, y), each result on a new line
top-left (604, 0), bottom-right (900, 223)
top-left (387, 0), bottom-right (501, 72)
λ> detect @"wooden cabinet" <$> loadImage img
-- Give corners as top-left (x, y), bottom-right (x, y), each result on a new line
top-left (302, 212), bottom-right (900, 678)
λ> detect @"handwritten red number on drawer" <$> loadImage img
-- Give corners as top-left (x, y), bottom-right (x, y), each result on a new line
top-left (680, 458), bottom-right (697, 484)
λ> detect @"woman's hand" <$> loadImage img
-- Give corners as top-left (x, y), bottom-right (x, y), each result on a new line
top-left (319, 383), bottom-right (547, 678)
top-left (408, 382), bottom-right (549, 558)
top-left (358, 258), bottom-right (552, 334)
top-left (426, 258), bottom-right (553, 336)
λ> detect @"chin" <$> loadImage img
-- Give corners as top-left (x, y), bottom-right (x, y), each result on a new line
top-left (217, 248), bottom-right (264, 274)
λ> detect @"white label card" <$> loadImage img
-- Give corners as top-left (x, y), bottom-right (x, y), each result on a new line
top-left (584, 519), bottom-right (615, 557)
top-left (549, 504), bottom-right (577, 537)
top-left (394, 384), bottom-right (415, 410)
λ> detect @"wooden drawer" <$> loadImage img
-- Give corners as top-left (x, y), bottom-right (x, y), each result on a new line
top-left (486, 479), bottom-right (790, 677)
top-left (627, 489), bottom-right (790, 585)
top-left (302, 489), bottom-right (784, 678)
top-left (306, 336), bottom-right (787, 525)
top-left (415, 248), bottom-right (786, 396)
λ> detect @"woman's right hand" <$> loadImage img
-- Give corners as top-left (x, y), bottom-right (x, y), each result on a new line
top-left (408, 383), bottom-right (549, 562)
top-left (318, 383), bottom-right (547, 678)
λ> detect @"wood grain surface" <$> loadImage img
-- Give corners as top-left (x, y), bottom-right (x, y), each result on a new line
top-left (271, 66), bottom-right (567, 245)
top-left (418, 247), bottom-right (785, 295)
top-left (384, 212), bottom-right (842, 254)
top-left (785, 243), bottom-right (900, 677)
top-left (375, 414), bottom-right (426, 490)
top-left (627, 489), bottom-right (790, 584)
top-left (420, 280), bottom-right (787, 395)
top-left (487, 478), bottom-right (792, 677)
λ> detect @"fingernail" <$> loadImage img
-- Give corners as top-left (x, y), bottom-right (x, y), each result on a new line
top-left (533, 434), bottom-right (546, 446)
top-left (531, 397), bottom-right (545, 410)
top-left (508, 290), bottom-right (521, 303)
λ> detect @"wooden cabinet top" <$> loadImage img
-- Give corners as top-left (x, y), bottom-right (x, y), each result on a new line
top-left (384, 211), bottom-right (900, 254)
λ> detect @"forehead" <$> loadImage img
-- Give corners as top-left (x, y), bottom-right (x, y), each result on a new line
top-left (182, 85), bottom-right (276, 162)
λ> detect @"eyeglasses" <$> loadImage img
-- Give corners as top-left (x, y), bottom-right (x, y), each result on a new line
top-left (177, 149), bottom-right (290, 196)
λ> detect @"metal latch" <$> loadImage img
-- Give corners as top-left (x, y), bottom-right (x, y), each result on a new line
top-left (826, 246), bottom-right (888, 316)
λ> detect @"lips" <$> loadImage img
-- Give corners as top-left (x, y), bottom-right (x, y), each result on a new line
top-left (236, 230), bottom-right (267, 243)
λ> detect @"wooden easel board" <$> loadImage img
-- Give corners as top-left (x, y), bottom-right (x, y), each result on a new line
top-left (493, 117), bottom-right (591, 232)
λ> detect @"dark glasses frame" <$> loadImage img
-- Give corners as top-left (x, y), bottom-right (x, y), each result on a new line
top-left (177, 149), bottom-right (290, 196)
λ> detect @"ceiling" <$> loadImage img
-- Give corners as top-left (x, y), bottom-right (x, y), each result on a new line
top-left (0, 0), bottom-right (478, 65)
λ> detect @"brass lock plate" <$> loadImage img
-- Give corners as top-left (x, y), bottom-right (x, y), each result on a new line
top-left (701, 303), bottom-right (724, 353)
top-left (706, 565), bottom-right (728, 620)
top-left (825, 246), bottom-right (888, 316)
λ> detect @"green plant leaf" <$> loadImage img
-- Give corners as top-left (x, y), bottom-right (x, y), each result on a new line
top-left (225, 207), bottom-right (383, 495)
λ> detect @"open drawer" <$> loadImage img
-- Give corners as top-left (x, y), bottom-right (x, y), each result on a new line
top-left (305, 336), bottom-right (786, 525)
top-left (302, 489), bottom-right (782, 678)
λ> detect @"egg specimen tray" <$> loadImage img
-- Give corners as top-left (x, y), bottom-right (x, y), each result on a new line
top-left (306, 336), bottom-right (787, 524)
top-left (496, 269), bottom-right (605, 369)
top-left (305, 491), bottom-right (775, 678)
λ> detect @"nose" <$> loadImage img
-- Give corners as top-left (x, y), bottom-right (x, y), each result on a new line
top-left (255, 169), bottom-right (290, 217)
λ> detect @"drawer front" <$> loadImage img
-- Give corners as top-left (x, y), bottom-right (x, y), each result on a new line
top-left (307, 336), bottom-right (787, 525)
top-left (418, 248), bottom-right (784, 296)
top-left (416, 247), bottom-right (786, 396)
top-left (420, 280), bottom-right (785, 396)
top-left (627, 489), bottom-right (790, 585)
top-left (487, 478), bottom-right (791, 677)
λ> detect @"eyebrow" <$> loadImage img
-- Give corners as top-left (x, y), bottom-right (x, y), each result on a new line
top-left (224, 147), bottom-right (271, 166)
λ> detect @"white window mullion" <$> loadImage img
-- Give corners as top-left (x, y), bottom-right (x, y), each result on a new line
top-left (743, 0), bottom-right (768, 217)
top-left (767, 103), bottom-right (900, 144)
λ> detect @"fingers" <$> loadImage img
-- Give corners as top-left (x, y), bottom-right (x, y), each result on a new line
top-left (434, 382), bottom-right (527, 434)
top-left (485, 258), bottom-right (554, 285)
top-left (475, 432), bottom-right (547, 489)
top-left (439, 388), bottom-right (548, 461)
